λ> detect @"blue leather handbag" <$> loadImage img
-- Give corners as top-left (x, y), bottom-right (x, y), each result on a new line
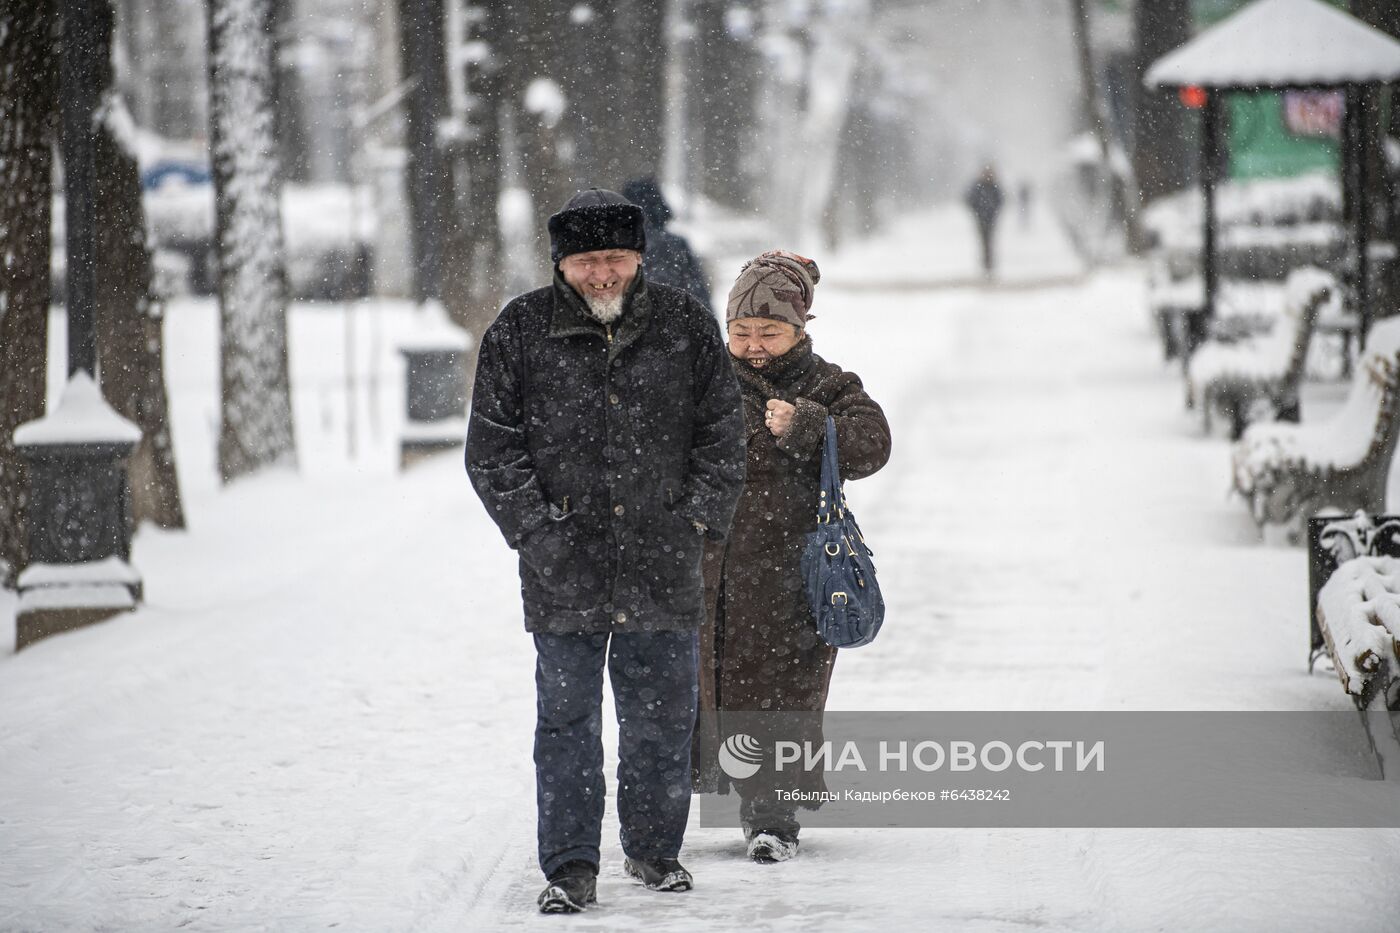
top-left (801, 416), bottom-right (884, 648)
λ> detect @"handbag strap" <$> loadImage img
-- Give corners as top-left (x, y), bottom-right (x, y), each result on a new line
top-left (817, 416), bottom-right (844, 523)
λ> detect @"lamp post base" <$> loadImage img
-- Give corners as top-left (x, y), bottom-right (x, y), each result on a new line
top-left (399, 416), bottom-right (467, 469)
top-left (13, 373), bottom-right (145, 650)
top-left (398, 301), bottom-right (471, 471)
top-left (16, 604), bottom-right (132, 651)
top-left (14, 556), bottom-right (141, 650)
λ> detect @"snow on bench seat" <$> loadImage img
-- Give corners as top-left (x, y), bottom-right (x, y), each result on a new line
top-left (1148, 274), bottom-right (1295, 360)
top-left (1232, 314), bottom-right (1400, 531)
top-left (1316, 555), bottom-right (1400, 703)
top-left (1311, 524), bottom-right (1400, 780)
top-left (1186, 268), bottom-right (1336, 438)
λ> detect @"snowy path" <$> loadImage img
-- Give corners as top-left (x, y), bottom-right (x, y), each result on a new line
top-left (3, 212), bottom-right (1399, 931)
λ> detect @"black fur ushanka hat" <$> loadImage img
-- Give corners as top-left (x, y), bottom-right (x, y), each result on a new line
top-left (547, 188), bottom-right (647, 263)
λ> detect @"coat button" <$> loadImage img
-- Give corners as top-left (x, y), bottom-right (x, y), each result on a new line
top-left (614, 610), bottom-right (628, 624)
top-left (609, 393), bottom-right (620, 405)
top-left (614, 504), bottom-right (625, 516)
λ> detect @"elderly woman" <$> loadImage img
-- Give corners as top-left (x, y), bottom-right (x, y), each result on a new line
top-left (694, 250), bottom-right (891, 862)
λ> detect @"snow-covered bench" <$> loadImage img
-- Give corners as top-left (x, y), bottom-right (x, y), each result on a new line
top-left (1160, 223), bottom-right (1346, 283)
top-left (1232, 314), bottom-right (1400, 535)
top-left (1148, 268), bottom-right (1347, 364)
top-left (1143, 174), bottom-right (1346, 361)
top-left (1186, 268), bottom-right (1336, 439)
top-left (1149, 274), bottom-right (1290, 361)
top-left (1308, 512), bottom-right (1400, 778)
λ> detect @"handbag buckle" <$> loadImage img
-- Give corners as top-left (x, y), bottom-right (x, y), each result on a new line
top-left (831, 592), bottom-right (848, 605)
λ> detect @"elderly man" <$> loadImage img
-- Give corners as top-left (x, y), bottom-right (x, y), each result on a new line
top-left (465, 188), bottom-right (746, 914)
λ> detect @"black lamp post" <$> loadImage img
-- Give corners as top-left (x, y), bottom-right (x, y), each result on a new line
top-left (12, 0), bottom-right (142, 650)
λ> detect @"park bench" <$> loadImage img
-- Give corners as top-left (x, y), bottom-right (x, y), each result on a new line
top-left (1185, 268), bottom-right (1336, 439)
top-left (1150, 274), bottom-right (1289, 361)
top-left (1306, 511), bottom-right (1400, 779)
top-left (1144, 174), bottom-right (1344, 361)
top-left (1231, 313), bottom-right (1400, 535)
top-left (1159, 223), bottom-right (1345, 283)
top-left (1149, 238), bottom-right (1348, 362)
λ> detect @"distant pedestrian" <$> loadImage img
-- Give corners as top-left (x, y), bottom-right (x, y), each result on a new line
top-left (465, 188), bottom-right (746, 914)
top-left (965, 165), bottom-right (1005, 275)
top-left (693, 249), bottom-right (891, 863)
top-left (622, 176), bottom-right (714, 309)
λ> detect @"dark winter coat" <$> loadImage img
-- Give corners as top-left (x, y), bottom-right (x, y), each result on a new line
top-left (466, 272), bottom-right (746, 635)
top-left (965, 176), bottom-right (1004, 230)
top-left (622, 178), bottom-right (713, 309)
top-left (692, 336), bottom-right (891, 793)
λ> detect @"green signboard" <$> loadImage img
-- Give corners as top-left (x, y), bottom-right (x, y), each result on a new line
top-left (1227, 94), bottom-right (1340, 179)
top-left (1192, 0), bottom-right (1344, 180)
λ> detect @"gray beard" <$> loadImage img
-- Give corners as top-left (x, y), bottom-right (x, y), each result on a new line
top-left (584, 294), bottom-right (625, 324)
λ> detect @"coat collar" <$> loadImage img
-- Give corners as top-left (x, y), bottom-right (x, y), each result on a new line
top-left (549, 270), bottom-right (653, 356)
top-left (731, 334), bottom-right (816, 398)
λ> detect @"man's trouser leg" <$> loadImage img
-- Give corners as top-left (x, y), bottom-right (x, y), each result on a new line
top-left (534, 632), bottom-right (609, 877)
top-left (610, 630), bottom-right (699, 862)
top-left (739, 794), bottom-right (802, 840)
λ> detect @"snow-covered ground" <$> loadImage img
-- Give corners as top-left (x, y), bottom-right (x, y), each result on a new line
top-left (818, 201), bottom-right (1086, 290)
top-left (2, 209), bottom-right (1398, 932)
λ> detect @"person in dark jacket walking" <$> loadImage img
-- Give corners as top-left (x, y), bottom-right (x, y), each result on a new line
top-left (465, 188), bottom-right (746, 913)
top-left (622, 176), bottom-right (713, 310)
top-left (692, 250), bottom-right (891, 863)
top-left (965, 164), bottom-right (1005, 275)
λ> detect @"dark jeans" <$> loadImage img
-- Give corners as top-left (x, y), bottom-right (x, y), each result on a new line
top-left (533, 630), bottom-right (699, 878)
top-left (977, 221), bottom-right (997, 274)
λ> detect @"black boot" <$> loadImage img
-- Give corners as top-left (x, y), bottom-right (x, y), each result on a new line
top-left (623, 856), bottom-right (693, 892)
top-left (746, 829), bottom-right (799, 863)
top-left (538, 860), bottom-right (598, 914)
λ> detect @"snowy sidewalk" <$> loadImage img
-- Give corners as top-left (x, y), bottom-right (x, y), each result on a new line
top-left (818, 202), bottom-right (1085, 292)
top-left (2, 212), bottom-right (1398, 931)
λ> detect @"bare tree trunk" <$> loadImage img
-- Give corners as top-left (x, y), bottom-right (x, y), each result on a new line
top-left (795, 15), bottom-right (858, 252)
top-left (610, 0), bottom-right (665, 184)
top-left (1130, 0), bottom-right (1192, 204)
top-left (1350, 0), bottom-right (1400, 313)
top-left (207, 0), bottom-right (297, 483)
top-left (545, 1), bottom-right (662, 189)
top-left (692, 0), bottom-right (759, 211)
top-left (1070, 0), bottom-right (1146, 254)
top-left (501, 1), bottom-right (568, 276)
top-left (0, 0), bottom-right (58, 584)
top-left (519, 107), bottom-right (570, 272)
top-left (555, 2), bottom-right (603, 188)
top-left (1350, 3), bottom-right (1398, 233)
top-left (458, 2), bottom-right (505, 380)
top-left (273, 0), bottom-right (311, 184)
top-left (398, 0), bottom-right (449, 304)
top-left (94, 0), bottom-right (185, 529)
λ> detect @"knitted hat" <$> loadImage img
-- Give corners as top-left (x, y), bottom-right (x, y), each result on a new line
top-left (725, 249), bottom-right (821, 328)
top-left (547, 188), bottom-right (647, 263)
